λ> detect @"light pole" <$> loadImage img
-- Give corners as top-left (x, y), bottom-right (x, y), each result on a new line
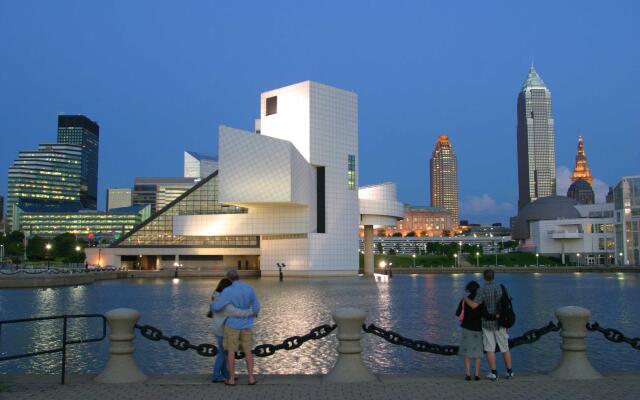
top-left (45, 243), bottom-right (52, 270)
top-left (475, 252), bottom-right (480, 267)
top-left (576, 253), bottom-right (580, 267)
top-left (619, 252), bottom-right (623, 266)
top-left (379, 260), bottom-right (387, 272)
top-left (536, 253), bottom-right (539, 268)
top-left (0, 244), bottom-right (4, 266)
top-left (453, 253), bottom-right (458, 268)
top-left (412, 253), bottom-right (416, 268)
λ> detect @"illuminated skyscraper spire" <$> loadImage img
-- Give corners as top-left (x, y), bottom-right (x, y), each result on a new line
top-left (571, 135), bottom-right (593, 185)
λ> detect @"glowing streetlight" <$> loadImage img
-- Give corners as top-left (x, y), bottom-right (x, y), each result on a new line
top-left (45, 243), bottom-right (52, 270)
top-left (75, 246), bottom-right (81, 252)
top-left (475, 252), bottom-right (480, 267)
top-left (412, 253), bottom-right (416, 268)
top-left (536, 253), bottom-right (539, 268)
top-left (379, 260), bottom-right (387, 269)
top-left (453, 253), bottom-right (458, 268)
top-left (577, 253), bottom-right (581, 267)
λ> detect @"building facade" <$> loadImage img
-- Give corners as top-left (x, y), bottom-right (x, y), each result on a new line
top-left (614, 176), bottom-right (640, 265)
top-left (106, 188), bottom-right (132, 210)
top-left (57, 115), bottom-right (100, 209)
top-left (382, 205), bottom-right (453, 237)
top-left (87, 81), bottom-right (402, 275)
top-left (184, 151), bottom-right (218, 178)
top-left (132, 177), bottom-right (199, 214)
top-left (571, 136), bottom-right (593, 185)
top-left (430, 134), bottom-right (458, 227)
top-left (7, 144), bottom-right (83, 230)
top-left (14, 204), bottom-right (150, 241)
top-left (567, 179), bottom-right (595, 205)
top-left (517, 65), bottom-right (556, 210)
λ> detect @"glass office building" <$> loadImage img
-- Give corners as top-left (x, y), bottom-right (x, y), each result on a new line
top-left (517, 65), bottom-right (556, 210)
top-left (7, 144), bottom-right (83, 230)
top-left (57, 115), bottom-right (100, 209)
top-left (14, 204), bottom-right (150, 241)
top-left (614, 176), bottom-right (640, 265)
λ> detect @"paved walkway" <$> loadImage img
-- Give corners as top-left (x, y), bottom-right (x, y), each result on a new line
top-left (2, 373), bottom-right (640, 400)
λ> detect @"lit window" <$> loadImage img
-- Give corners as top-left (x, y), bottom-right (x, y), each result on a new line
top-left (347, 155), bottom-right (356, 190)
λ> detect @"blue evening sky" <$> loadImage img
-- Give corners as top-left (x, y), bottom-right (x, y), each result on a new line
top-left (1, 0), bottom-right (638, 224)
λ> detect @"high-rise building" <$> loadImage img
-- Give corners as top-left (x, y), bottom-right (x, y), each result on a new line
top-left (184, 151), bottom-right (218, 178)
top-left (7, 144), bottom-right (84, 230)
top-left (517, 65), bottom-right (556, 210)
top-left (430, 134), bottom-right (459, 227)
top-left (613, 176), bottom-right (640, 266)
top-left (57, 115), bottom-right (100, 209)
top-left (0, 194), bottom-right (4, 231)
top-left (106, 188), bottom-right (132, 210)
top-left (571, 136), bottom-right (593, 185)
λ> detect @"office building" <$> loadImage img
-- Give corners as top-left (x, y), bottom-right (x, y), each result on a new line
top-left (614, 176), bottom-right (640, 265)
top-left (430, 134), bottom-right (459, 227)
top-left (57, 115), bottom-right (100, 209)
top-left (567, 179), bottom-right (595, 205)
top-left (0, 195), bottom-right (4, 231)
top-left (132, 177), bottom-right (199, 214)
top-left (382, 205), bottom-right (453, 237)
top-left (14, 204), bottom-right (150, 241)
top-left (512, 196), bottom-right (615, 265)
top-left (517, 65), bottom-right (556, 210)
top-left (106, 188), bottom-right (132, 211)
top-left (87, 81), bottom-right (402, 274)
top-left (7, 144), bottom-right (83, 230)
top-left (184, 151), bottom-right (218, 178)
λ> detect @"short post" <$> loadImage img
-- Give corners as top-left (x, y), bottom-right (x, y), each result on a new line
top-left (550, 306), bottom-right (602, 380)
top-left (95, 308), bottom-right (148, 383)
top-left (324, 307), bottom-right (376, 383)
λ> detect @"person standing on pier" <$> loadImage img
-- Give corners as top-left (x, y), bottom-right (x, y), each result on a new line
top-left (212, 269), bottom-right (261, 386)
top-left (464, 269), bottom-right (514, 381)
top-left (456, 281), bottom-right (483, 381)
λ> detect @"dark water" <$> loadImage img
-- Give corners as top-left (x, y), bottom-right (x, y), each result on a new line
top-left (1, 273), bottom-right (639, 376)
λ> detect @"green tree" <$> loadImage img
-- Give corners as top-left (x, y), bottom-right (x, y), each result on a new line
top-left (53, 233), bottom-right (77, 259)
top-left (376, 242), bottom-right (384, 255)
top-left (392, 232), bottom-right (402, 237)
top-left (405, 231), bottom-right (416, 237)
top-left (27, 235), bottom-right (46, 260)
top-left (3, 231), bottom-right (25, 257)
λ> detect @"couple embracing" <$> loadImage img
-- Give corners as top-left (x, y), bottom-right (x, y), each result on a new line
top-left (210, 269), bottom-right (260, 386)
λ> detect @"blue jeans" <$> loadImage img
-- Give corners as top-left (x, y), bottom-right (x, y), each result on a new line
top-left (212, 335), bottom-right (228, 381)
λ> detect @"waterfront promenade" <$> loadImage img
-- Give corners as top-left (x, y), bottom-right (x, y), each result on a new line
top-left (3, 372), bottom-right (640, 399)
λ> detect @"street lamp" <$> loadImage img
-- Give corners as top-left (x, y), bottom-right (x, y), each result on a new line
top-left (453, 253), bottom-right (458, 268)
top-left (45, 243), bottom-right (52, 270)
top-left (576, 253), bottom-right (581, 267)
top-left (475, 252), bottom-right (480, 267)
top-left (75, 245), bottom-right (81, 252)
top-left (619, 252), bottom-right (623, 266)
top-left (412, 253), bottom-right (416, 268)
top-left (0, 244), bottom-right (4, 266)
top-left (536, 253), bottom-right (539, 268)
top-left (379, 260), bottom-right (387, 271)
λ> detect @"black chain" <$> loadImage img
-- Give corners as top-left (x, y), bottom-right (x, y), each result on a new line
top-left (586, 322), bottom-right (640, 350)
top-left (508, 321), bottom-right (560, 348)
top-left (134, 323), bottom-right (336, 359)
top-left (362, 323), bottom-right (459, 355)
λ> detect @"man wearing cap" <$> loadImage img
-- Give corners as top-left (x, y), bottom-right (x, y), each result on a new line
top-left (212, 268), bottom-right (261, 385)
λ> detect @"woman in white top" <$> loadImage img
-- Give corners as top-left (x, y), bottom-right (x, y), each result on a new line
top-left (210, 278), bottom-right (254, 382)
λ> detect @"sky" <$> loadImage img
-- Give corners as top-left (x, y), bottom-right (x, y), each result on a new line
top-left (1, 0), bottom-right (639, 225)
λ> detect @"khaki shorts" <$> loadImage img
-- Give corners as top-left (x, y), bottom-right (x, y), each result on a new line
top-left (223, 326), bottom-right (253, 353)
top-left (482, 327), bottom-right (509, 353)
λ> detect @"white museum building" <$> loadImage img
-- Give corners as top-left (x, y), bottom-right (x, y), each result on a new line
top-left (86, 81), bottom-right (402, 276)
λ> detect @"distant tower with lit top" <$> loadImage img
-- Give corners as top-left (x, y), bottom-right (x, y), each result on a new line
top-left (570, 136), bottom-right (593, 185)
top-left (430, 134), bottom-right (458, 227)
top-left (517, 65), bottom-right (556, 210)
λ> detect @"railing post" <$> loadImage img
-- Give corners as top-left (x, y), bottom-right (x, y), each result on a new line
top-left (324, 307), bottom-right (376, 383)
top-left (95, 308), bottom-right (147, 383)
top-left (550, 306), bottom-right (602, 379)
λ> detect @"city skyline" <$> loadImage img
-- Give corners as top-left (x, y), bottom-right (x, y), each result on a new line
top-left (1, 1), bottom-right (638, 225)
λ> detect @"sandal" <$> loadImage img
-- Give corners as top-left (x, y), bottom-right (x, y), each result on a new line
top-left (224, 380), bottom-right (236, 386)
top-left (248, 379), bottom-right (258, 385)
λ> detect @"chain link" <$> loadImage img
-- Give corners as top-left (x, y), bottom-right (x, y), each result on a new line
top-left (508, 321), bottom-right (560, 348)
top-left (134, 323), bottom-right (336, 359)
top-left (586, 322), bottom-right (640, 350)
top-left (362, 323), bottom-right (459, 355)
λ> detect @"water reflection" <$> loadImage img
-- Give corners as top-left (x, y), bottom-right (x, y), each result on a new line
top-left (0, 273), bottom-right (639, 375)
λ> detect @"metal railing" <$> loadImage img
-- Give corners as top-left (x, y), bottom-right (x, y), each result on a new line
top-left (0, 314), bottom-right (107, 384)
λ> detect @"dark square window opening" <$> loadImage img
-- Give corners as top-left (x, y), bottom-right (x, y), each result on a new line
top-left (266, 96), bottom-right (277, 116)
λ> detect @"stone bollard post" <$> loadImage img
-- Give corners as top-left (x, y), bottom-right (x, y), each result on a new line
top-left (324, 307), bottom-right (377, 383)
top-left (550, 306), bottom-right (602, 380)
top-left (95, 308), bottom-right (148, 383)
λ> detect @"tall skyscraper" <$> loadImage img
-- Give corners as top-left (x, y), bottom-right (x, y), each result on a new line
top-left (570, 135), bottom-right (593, 185)
top-left (57, 115), bottom-right (100, 209)
top-left (7, 144), bottom-right (83, 229)
top-left (517, 65), bottom-right (556, 210)
top-left (430, 134), bottom-right (459, 227)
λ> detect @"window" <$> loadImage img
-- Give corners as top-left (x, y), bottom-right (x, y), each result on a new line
top-left (347, 155), bottom-right (356, 190)
top-left (266, 96), bottom-right (277, 116)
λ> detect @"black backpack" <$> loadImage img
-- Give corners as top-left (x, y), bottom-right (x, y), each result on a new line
top-left (498, 284), bottom-right (516, 328)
